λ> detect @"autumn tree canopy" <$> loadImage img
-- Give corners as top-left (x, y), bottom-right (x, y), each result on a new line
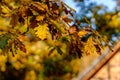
top-left (0, 0), bottom-right (119, 80)
top-left (0, 0), bottom-right (104, 57)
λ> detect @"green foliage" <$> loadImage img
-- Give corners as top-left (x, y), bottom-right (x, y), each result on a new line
top-left (0, 34), bottom-right (9, 49)
top-left (43, 58), bottom-right (72, 77)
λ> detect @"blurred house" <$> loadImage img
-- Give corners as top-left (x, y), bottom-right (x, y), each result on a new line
top-left (72, 42), bottom-right (120, 80)
top-left (116, 0), bottom-right (120, 11)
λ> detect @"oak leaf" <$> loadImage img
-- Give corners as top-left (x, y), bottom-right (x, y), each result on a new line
top-left (84, 37), bottom-right (97, 55)
top-left (34, 23), bottom-right (48, 40)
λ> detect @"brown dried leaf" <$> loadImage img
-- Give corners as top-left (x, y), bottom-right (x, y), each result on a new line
top-left (18, 6), bottom-right (27, 18)
top-left (62, 16), bottom-right (73, 23)
top-left (30, 19), bottom-right (38, 28)
top-left (14, 39), bottom-right (26, 53)
top-left (52, 3), bottom-right (59, 10)
top-left (27, 8), bottom-right (33, 16)
top-left (94, 44), bottom-right (101, 55)
top-left (19, 44), bottom-right (26, 53)
top-left (69, 26), bottom-right (77, 34)
top-left (75, 19), bottom-right (80, 25)
top-left (51, 3), bottom-right (59, 15)
top-left (30, 2), bottom-right (47, 14)
top-left (10, 13), bottom-right (18, 28)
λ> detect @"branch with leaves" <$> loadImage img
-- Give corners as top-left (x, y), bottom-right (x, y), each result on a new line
top-left (0, 0), bottom-right (105, 58)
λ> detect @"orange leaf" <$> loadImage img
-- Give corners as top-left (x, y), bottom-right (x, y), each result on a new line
top-left (78, 30), bottom-right (89, 37)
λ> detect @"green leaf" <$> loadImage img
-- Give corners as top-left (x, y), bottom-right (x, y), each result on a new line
top-left (56, 46), bottom-right (63, 55)
top-left (50, 20), bottom-right (62, 32)
top-left (0, 35), bottom-right (9, 49)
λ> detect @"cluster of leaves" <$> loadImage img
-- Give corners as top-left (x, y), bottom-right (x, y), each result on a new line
top-left (0, 0), bottom-right (103, 57)
top-left (0, 33), bottom-right (26, 56)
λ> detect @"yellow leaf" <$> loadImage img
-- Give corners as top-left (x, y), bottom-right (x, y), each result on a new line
top-left (34, 23), bottom-right (48, 40)
top-left (108, 15), bottom-right (120, 28)
top-left (78, 30), bottom-right (89, 37)
top-left (112, 15), bottom-right (117, 20)
top-left (25, 70), bottom-right (37, 80)
top-left (1, 5), bottom-right (11, 17)
top-left (36, 15), bottom-right (44, 21)
top-left (1, 6), bottom-right (10, 14)
top-left (19, 23), bottom-right (28, 34)
top-left (105, 14), bottom-right (111, 20)
top-left (84, 37), bottom-right (96, 55)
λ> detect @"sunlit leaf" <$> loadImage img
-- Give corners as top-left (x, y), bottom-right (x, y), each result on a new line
top-left (1, 5), bottom-right (11, 17)
top-left (84, 37), bottom-right (97, 55)
top-left (36, 15), bottom-right (44, 21)
top-left (34, 23), bottom-right (48, 40)
top-left (83, 35), bottom-right (102, 55)
top-left (108, 15), bottom-right (120, 28)
top-left (78, 30), bottom-right (89, 37)
top-left (1, 5), bottom-right (10, 14)
top-left (19, 23), bottom-right (28, 34)
top-left (10, 43), bottom-right (16, 56)
top-left (69, 26), bottom-right (77, 34)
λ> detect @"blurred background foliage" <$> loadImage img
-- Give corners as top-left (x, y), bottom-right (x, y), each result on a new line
top-left (0, 0), bottom-right (120, 80)
top-left (73, 0), bottom-right (120, 41)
